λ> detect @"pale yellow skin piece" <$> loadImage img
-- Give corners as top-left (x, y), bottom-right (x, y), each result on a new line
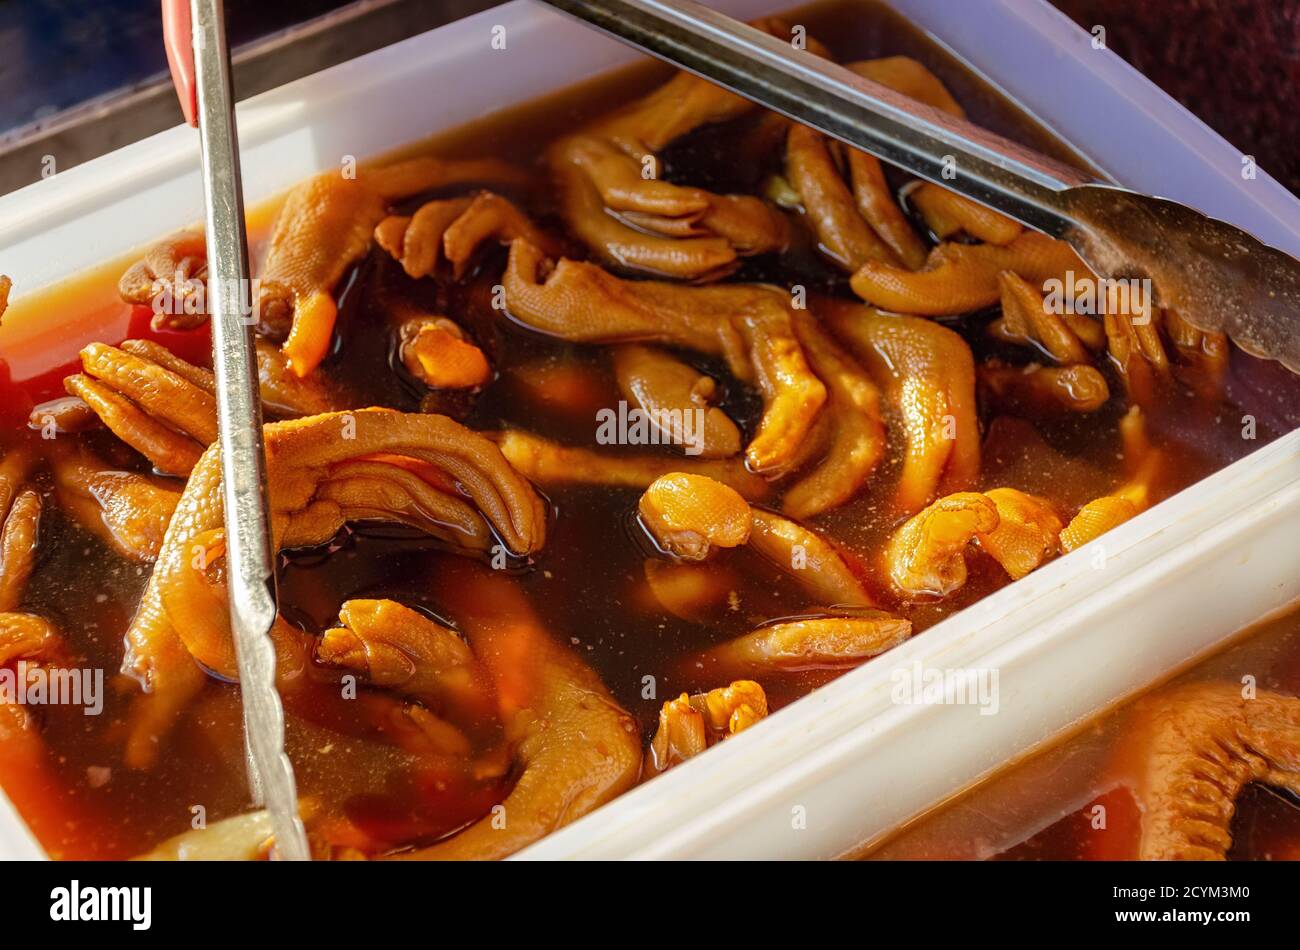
top-left (547, 18), bottom-right (799, 280)
top-left (118, 157), bottom-right (531, 377)
top-left (503, 239), bottom-right (826, 475)
top-left (1059, 406), bottom-right (1161, 552)
top-left (980, 359), bottom-right (1110, 415)
top-left (62, 339), bottom-right (341, 479)
top-left (886, 491), bottom-right (999, 598)
top-left (910, 184), bottom-right (1023, 246)
top-left (639, 473), bottom-right (752, 560)
top-left (612, 344), bottom-right (742, 459)
top-left (781, 311), bottom-right (886, 520)
top-left (0, 451), bottom-right (66, 746)
top-left (701, 613), bottom-right (912, 676)
top-left (48, 444), bottom-right (181, 562)
top-left (374, 190), bottom-right (563, 281)
top-left (820, 298), bottom-right (980, 513)
top-left (0, 447), bottom-right (40, 614)
top-left (316, 599), bottom-right (495, 723)
top-left (1124, 683), bottom-right (1300, 861)
top-left (494, 429), bottom-right (772, 502)
top-left (993, 271), bottom-right (1093, 365)
top-left (785, 56), bottom-right (964, 275)
top-left (134, 810), bottom-right (274, 862)
top-left (120, 409), bottom-right (546, 769)
top-left (636, 474), bottom-right (874, 607)
top-left (975, 487), bottom-right (1062, 580)
top-left (64, 340), bottom-right (216, 477)
top-left (850, 231), bottom-right (1090, 317)
top-left (393, 561), bottom-right (642, 860)
top-left (649, 680), bottom-right (769, 773)
top-left (640, 559), bottom-right (740, 623)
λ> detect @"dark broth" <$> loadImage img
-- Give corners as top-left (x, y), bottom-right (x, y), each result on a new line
top-left (0, 0), bottom-right (1295, 859)
top-left (863, 603), bottom-right (1300, 861)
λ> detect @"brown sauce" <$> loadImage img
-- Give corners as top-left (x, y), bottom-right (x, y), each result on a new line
top-left (864, 602), bottom-right (1300, 861)
top-left (0, 0), bottom-right (1295, 859)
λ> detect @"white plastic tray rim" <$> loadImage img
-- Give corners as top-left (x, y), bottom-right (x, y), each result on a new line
top-left (1, 0), bottom-right (1297, 861)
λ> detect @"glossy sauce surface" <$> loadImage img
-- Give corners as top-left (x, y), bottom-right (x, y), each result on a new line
top-left (864, 604), bottom-right (1300, 861)
top-left (0, 0), bottom-right (1296, 859)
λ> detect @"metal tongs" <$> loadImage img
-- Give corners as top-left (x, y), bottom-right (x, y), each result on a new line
top-left (543, 0), bottom-right (1300, 372)
top-left (162, 0), bottom-right (310, 860)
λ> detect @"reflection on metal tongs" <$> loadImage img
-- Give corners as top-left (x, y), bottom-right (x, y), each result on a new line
top-left (161, 0), bottom-right (310, 860)
top-left (542, 0), bottom-right (1300, 372)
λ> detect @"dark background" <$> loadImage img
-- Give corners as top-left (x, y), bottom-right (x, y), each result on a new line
top-left (0, 0), bottom-right (349, 128)
top-left (0, 0), bottom-right (1296, 193)
top-left (1054, 0), bottom-right (1298, 195)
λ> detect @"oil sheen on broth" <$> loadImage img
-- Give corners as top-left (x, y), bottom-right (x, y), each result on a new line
top-left (0, 0), bottom-right (1295, 859)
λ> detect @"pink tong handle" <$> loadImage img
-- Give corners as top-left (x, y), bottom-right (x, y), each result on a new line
top-left (162, 0), bottom-right (199, 127)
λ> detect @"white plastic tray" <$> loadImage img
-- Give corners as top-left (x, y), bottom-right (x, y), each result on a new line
top-left (526, 432), bottom-right (1300, 858)
top-left (0, 0), bottom-right (1297, 860)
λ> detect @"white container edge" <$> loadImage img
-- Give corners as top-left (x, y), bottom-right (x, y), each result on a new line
top-left (0, 0), bottom-right (1296, 860)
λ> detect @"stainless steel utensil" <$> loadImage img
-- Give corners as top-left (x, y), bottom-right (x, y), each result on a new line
top-left (541, 0), bottom-right (1300, 372)
top-left (187, 0), bottom-right (310, 861)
